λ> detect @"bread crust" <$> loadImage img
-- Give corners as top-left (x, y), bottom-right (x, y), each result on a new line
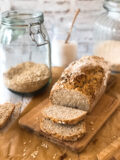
top-left (50, 56), bottom-right (110, 112)
top-left (41, 105), bottom-right (87, 125)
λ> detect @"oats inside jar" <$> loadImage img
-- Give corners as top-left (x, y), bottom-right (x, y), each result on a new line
top-left (3, 62), bottom-right (50, 93)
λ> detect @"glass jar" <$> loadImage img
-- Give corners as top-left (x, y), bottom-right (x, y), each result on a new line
top-left (93, 0), bottom-right (120, 72)
top-left (0, 10), bottom-right (51, 94)
top-left (51, 23), bottom-right (78, 67)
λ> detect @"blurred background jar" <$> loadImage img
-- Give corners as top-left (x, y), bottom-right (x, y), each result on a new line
top-left (0, 10), bottom-right (51, 94)
top-left (51, 23), bottom-right (78, 67)
top-left (93, 0), bottom-right (120, 72)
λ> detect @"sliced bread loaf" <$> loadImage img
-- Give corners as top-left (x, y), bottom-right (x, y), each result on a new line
top-left (0, 103), bottom-right (15, 128)
top-left (41, 105), bottom-right (87, 125)
top-left (50, 56), bottom-right (110, 112)
top-left (40, 118), bottom-right (86, 142)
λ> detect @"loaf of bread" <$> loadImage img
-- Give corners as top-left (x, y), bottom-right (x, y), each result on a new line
top-left (50, 56), bottom-right (110, 112)
top-left (41, 105), bottom-right (87, 125)
top-left (40, 118), bottom-right (86, 141)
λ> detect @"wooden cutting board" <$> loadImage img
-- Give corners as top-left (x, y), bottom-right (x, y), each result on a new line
top-left (19, 74), bottom-right (119, 153)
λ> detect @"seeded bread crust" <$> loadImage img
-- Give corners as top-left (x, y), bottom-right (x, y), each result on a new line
top-left (41, 105), bottom-right (87, 125)
top-left (0, 103), bottom-right (15, 128)
top-left (50, 56), bottom-right (110, 112)
top-left (40, 118), bottom-right (86, 142)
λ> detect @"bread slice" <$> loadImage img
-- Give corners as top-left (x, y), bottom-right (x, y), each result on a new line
top-left (40, 118), bottom-right (86, 142)
top-left (0, 103), bottom-right (15, 128)
top-left (50, 56), bottom-right (110, 112)
top-left (41, 105), bottom-right (87, 125)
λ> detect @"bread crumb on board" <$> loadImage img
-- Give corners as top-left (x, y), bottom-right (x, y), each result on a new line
top-left (23, 141), bottom-right (27, 145)
top-left (31, 150), bottom-right (39, 159)
top-left (52, 153), bottom-right (57, 159)
top-left (22, 152), bottom-right (26, 157)
top-left (89, 121), bottom-right (94, 125)
top-left (41, 142), bottom-right (48, 149)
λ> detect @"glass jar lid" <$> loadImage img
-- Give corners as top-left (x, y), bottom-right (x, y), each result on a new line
top-left (1, 10), bottom-right (44, 26)
top-left (104, 0), bottom-right (120, 12)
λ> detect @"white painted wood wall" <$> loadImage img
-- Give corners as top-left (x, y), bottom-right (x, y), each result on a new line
top-left (0, 0), bottom-right (104, 58)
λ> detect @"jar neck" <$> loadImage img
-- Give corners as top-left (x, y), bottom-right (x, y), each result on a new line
top-left (1, 10), bottom-right (44, 27)
top-left (104, 0), bottom-right (120, 12)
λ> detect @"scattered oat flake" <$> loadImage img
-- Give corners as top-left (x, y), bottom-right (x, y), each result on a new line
top-left (91, 127), bottom-right (94, 131)
top-left (23, 141), bottom-right (26, 145)
top-left (41, 142), bottom-right (48, 149)
top-left (23, 147), bottom-right (27, 152)
top-left (31, 151), bottom-right (38, 159)
top-left (53, 153), bottom-right (57, 159)
top-left (23, 153), bottom-right (26, 157)
top-left (90, 121), bottom-right (94, 125)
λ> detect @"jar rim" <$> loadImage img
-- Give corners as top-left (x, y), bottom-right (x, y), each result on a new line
top-left (103, 0), bottom-right (120, 12)
top-left (1, 10), bottom-right (44, 26)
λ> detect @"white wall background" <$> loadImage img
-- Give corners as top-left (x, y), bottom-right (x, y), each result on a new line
top-left (0, 0), bottom-right (104, 58)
